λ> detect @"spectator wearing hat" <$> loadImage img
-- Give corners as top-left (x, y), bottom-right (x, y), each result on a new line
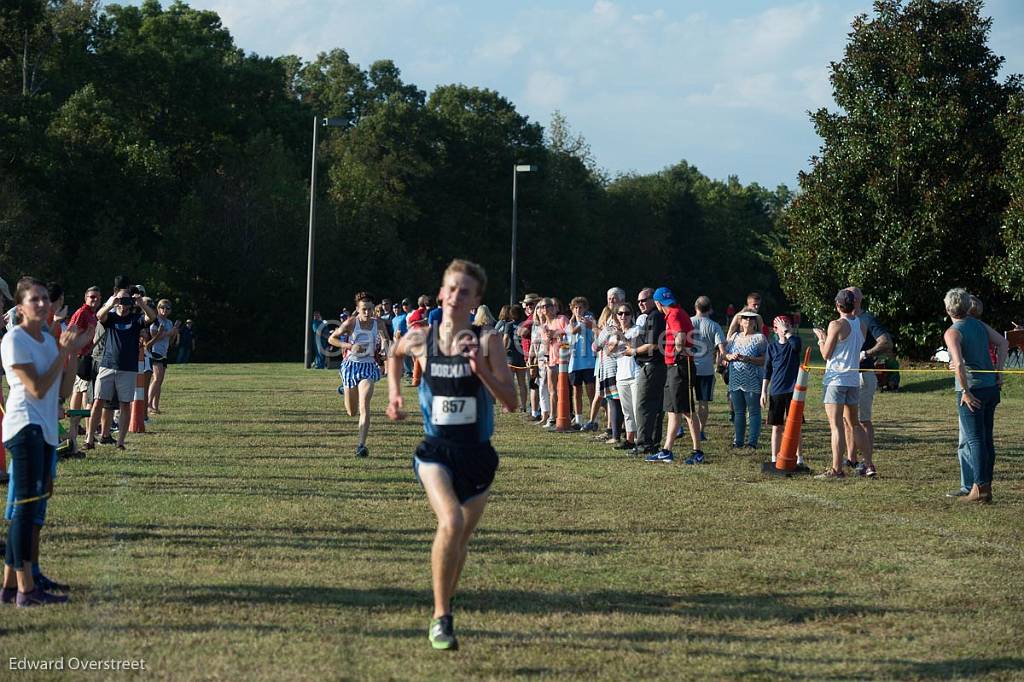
top-left (646, 287), bottom-right (701, 464)
top-left (690, 296), bottom-right (726, 442)
top-left (761, 315), bottom-right (806, 468)
top-left (624, 287), bottom-right (664, 454)
top-left (726, 310), bottom-right (767, 449)
top-left (813, 289), bottom-right (870, 479)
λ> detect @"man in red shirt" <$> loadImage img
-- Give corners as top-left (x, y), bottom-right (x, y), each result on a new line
top-left (647, 287), bottom-right (703, 464)
top-left (67, 286), bottom-right (101, 452)
top-left (406, 295), bottom-right (431, 329)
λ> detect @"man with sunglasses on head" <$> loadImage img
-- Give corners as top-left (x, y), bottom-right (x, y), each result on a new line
top-left (82, 288), bottom-right (156, 451)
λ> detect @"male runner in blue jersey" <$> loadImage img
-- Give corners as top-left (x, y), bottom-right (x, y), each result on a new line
top-left (387, 259), bottom-right (517, 651)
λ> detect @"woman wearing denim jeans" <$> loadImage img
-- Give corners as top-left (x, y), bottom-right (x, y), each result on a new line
top-left (1, 277), bottom-right (86, 607)
top-left (943, 288), bottom-right (1008, 504)
top-left (725, 311), bottom-right (767, 449)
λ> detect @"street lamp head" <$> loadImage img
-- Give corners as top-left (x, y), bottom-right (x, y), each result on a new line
top-left (515, 164), bottom-right (538, 173)
top-left (322, 116), bottom-right (348, 128)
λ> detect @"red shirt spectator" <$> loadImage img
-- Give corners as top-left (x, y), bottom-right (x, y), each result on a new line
top-left (68, 304), bottom-right (98, 356)
top-left (663, 305), bottom-right (694, 366)
top-left (519, 315), bottom-right (534, 356)
top-left (407, 307), bottom-right (427, 328)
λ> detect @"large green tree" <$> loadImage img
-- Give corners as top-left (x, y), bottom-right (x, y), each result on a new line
top-left (778, 0), bottom-right (1020, 354)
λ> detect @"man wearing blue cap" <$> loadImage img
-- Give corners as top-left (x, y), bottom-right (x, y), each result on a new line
top-left (646, 288), bottom-right (703, 464)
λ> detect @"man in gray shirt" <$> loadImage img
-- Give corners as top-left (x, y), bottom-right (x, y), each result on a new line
top-left (690, 296), bottom-right (726, 442)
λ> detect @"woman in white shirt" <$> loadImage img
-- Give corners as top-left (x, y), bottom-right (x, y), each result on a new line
top-left (813, 289), bottom-right (869, 479)
top-left (1, 277), bottom-right (85, 607)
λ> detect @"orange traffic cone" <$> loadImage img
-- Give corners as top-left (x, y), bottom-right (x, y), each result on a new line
top-left (129, 345), bottom-right (147, 433)
top-left (765, 348), bottom-right (811, 475)
top-left (555, 343), bottom-right (572, 432)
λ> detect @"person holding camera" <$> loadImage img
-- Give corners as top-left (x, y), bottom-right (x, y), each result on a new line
top-left (82, 287), bottom-right (156, 451)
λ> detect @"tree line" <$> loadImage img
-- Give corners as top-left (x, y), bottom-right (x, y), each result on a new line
top-left (2, 1), bottom-right (1020, 360)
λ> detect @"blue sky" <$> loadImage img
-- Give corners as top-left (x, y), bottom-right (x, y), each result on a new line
top-left (142, 1), bottom-right (1023, 188)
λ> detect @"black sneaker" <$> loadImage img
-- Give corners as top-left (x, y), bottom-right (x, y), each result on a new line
top-left (100, 435), bottom-right (116, 445)
top-left (428, 614), bottom-right (458, 650)
top-left (614, 441), bottom-right (635, 451)
top-left (35, 574), bottom-right (69, 592)
top-left (355, 445), bottom-right (369, 458)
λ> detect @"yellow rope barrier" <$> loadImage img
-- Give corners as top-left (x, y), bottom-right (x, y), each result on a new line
top-left (803, 365), bottom-right (1024, 374)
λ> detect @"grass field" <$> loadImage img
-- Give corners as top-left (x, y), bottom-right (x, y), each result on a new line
top-left (1, 356), bottom-right (1023, 680)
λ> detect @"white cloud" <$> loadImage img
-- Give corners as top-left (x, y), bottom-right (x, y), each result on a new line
top-left (523, 70), bottom-right (570, 110)
top-left (474, 33), bottom-right (524, 60)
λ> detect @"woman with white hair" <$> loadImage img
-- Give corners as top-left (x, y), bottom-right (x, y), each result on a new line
top-left (943, 288), bottom-right (1007, 503)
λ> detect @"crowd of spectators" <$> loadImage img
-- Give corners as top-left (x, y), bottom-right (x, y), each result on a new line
top-left (0, 273), bottom-right (191, 607)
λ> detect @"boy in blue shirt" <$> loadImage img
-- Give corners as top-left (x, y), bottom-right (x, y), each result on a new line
top-left (760, 315), bottom-right (806, 469)
top-left (567, 297), bottom-right (597, 428)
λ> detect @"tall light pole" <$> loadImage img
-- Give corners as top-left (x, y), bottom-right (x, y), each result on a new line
top-left (304, 116), bottom-right (347, 369)
top-left (510, 163), bottom-right (537, 308)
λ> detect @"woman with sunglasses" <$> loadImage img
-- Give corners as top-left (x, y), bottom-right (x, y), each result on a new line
top-left (611, 304), bottom-right (639, 449)
top-left (147, 299), bottom-right (178, 414)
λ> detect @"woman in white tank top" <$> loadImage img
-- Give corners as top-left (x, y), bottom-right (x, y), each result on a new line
top-left (329, 293), bottom-right (390, 458)
top-left (813, 289), bottom-right (870, 479)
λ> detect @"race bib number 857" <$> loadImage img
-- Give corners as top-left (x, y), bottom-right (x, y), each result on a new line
top-left (431, 396), bottom-right (477, 426)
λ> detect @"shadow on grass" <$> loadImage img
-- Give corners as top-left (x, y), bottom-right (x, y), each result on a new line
top-left (168, 584), bottom-right (898, 625)
top-left (54, 523), bottom-right (623, 558)
top-left (898, 377), bottom-right (955, 394)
